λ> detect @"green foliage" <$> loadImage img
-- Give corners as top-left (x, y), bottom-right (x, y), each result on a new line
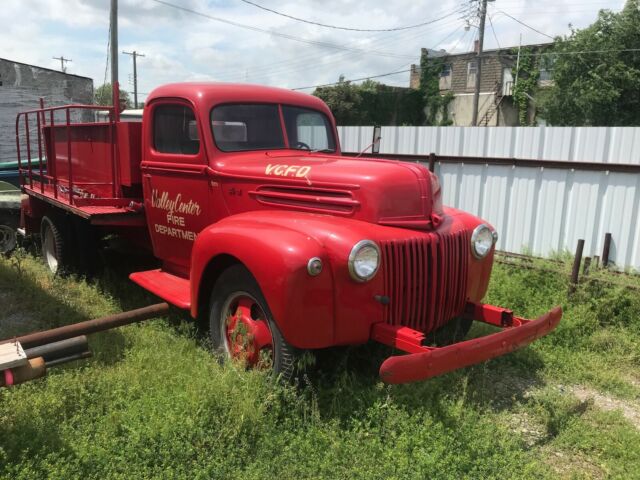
top-left (419, 54), bottom-right (453, 126)
top-left (1, 252), bottom-right (639, 478)
top-left (313, 77), bottom-right (425, 126)
top-left (511, 47), bottom-right (540, 126)
top-left (94, 83), bottom-right (133, 109)
top-left (540, 0), bottom-right (640, 125)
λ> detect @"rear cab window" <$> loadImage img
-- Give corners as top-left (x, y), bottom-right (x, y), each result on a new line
top-left (153, 104), bottom-right (200, 156)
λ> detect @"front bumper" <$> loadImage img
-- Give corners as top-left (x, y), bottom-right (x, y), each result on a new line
top-left (372, 303), bottom-right (562, 384)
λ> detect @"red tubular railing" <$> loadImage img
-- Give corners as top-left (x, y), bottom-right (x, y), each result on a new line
top-left (15, 104), bottom-right (118, 204)
top-left (25, 114), bottom-right (33, 188)
top-left (36, 106), bottom-right (44, 194)
top-left (65, 109), bottom-right (73, 205)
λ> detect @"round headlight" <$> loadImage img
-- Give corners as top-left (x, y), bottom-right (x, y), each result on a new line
top-left (471, 224), bottom-right (495, 259)
top-left (348, 240), bottom-right (380, 282)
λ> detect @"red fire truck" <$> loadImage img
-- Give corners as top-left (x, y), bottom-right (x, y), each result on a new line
top-left (14, 83), bottom-right (562, 383)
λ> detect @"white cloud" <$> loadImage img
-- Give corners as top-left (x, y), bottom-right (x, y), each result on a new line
top-left (0, 0), bottom-right (626, 98)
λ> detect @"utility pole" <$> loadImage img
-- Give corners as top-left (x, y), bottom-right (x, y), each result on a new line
top-left (52, 56), bottom-right (72, 73)
top-left (471, 0), bottom-right (488, 126)
top-left (122, 50), bottom-right (145, 108)
top-left (110, 0), bottom-right (120, 121)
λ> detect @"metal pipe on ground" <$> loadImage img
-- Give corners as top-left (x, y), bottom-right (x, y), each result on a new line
top-left (0, 357), bottom-right (46, 387)
top-left (0, 303), bottom-right (169, 349)
top-left (47, 351), bottom-right (92, 368)
top-left (24, 336), bottom-right (88, 362)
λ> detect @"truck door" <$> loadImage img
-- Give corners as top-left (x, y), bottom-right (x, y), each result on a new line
top-left (142, 100), bottom-right (211, 275)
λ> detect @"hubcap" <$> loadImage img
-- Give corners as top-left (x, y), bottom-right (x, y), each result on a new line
top-left (43, 226), bottom-right (59, 273)
top-left (0, 225), bottom-right (16, 254)
top-left (221, 292), bottom-right (273, 367)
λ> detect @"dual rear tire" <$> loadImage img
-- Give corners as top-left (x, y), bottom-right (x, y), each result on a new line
top-left (40, 215), bottom-right (99, 275)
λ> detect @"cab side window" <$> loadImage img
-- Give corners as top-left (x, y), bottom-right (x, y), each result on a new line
top-left (153, 104), bottom-right (200, 155)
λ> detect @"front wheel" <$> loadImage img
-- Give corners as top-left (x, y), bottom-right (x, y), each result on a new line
top-left (209, 264), bottom-right (298, 381)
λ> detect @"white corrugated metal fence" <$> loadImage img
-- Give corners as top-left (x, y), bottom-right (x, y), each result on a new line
top-left (337, 126), bottom-right (640, 271)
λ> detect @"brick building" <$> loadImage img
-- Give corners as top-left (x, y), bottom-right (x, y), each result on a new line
top-left (410, 43), bottom-right (552, 126)
top-left (0, 58), bottom-right (93, 164)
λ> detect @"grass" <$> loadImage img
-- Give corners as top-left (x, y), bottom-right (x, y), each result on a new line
top-left (0, 250), bottom-right (639, 479)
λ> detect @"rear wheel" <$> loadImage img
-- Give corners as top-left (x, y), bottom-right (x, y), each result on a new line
top-left (209, 265), bottom-right (298, 381)
top-left (425, 317), bottom-right (473, 347)
top-left (0, 217), bottom-right (17, 255)
top-left (41, 216), bottom-right (65, 274)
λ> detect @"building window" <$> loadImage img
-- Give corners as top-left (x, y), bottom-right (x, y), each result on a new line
top-left (466, 60), bottom-right (477, 88)
top-left (538, 55), bottom-right (555, 84)
top-left (439, 64), bottom-right (452, 90)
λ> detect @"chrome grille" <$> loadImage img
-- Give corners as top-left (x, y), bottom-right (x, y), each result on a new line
top-left (380, 231), bottom-right (470, 333)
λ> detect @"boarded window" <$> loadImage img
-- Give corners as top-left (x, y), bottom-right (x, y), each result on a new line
top-left (466, 60), bottom-right (477, 89)
top-left (439, 64), bottom-right (452, 90)
top-left (153, 104), bottom-right (200, 155)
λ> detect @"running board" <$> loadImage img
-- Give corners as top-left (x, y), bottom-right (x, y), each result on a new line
top-left (129, 269), bottom-right (191, 310)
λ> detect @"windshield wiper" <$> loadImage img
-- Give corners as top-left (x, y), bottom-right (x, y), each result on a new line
top-left (310, 148), bottom-right (335, 153)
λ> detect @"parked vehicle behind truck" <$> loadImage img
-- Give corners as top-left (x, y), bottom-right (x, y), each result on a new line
top-left (13, 82), bottom-right (562, 383)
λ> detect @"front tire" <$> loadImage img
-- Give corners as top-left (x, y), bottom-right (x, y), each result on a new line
top-left (208, 264), bottom-right (298, 381)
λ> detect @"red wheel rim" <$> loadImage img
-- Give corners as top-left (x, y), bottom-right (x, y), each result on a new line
top-left (222, 293), bottom-right (273, 367)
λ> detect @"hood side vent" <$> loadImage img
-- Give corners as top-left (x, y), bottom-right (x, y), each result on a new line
top-left (250, 185), bottom-right (359, 215)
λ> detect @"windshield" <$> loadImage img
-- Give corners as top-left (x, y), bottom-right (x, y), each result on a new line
top-left (210, 103), bottom-right (335, 153)
top-left (282, 105), bottom-right (336, 152)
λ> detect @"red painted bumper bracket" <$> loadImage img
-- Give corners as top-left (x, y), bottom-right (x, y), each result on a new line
top-left (374, 303), bottom-right (562, 384)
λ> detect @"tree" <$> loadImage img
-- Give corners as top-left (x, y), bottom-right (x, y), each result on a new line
top-left (313, 76), bottom-right (425, 126)
top-left (313, 76), bottom-right (363, 125)
top-left (540, 0), bottom-right (640, 126)
top-left (94, 83), bottom-right (133, 110)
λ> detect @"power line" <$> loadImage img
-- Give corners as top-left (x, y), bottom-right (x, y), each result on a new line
top-left (495, 10), bottom-right (555, 40)
top-left (103, 21), bottom-right (111, 87)
top-left (151, 0), bottom-right (424, 59)
top-left (492, 48), bottom-right (640, 57)
top-left (211, 13), bottom-right (467, 82)
top-left (292, 67), bottom-right (415, 91)
top-left (238, 0), bottom-right (466, 32)
top-left (488, 14), bottom-right (501, 49)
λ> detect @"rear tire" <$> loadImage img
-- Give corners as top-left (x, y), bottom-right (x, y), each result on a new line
top-left (208, 264), bottom-right (299, 382)
top-left (425, 317), bottom-right (473, 347)
top-left (41, 216), bottom-right (65, 274)
top-left (0, 215), bottom-right (18, 255)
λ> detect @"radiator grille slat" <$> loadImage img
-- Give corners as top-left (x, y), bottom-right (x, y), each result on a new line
top-left (381, 231), bottom-right (470, 333)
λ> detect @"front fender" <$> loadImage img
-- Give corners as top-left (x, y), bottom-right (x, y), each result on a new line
top-left (190, 215), bottom-right (335, 349)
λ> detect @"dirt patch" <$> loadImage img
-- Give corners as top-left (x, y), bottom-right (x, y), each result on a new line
top-left (506, 411), bottom-right (546, 447)
top-left (542, 446), bottom-right (606, 479)
top-left (570, 385), bottom-right (640, 430)
top-left (0, 292), bottom-right (41, 338)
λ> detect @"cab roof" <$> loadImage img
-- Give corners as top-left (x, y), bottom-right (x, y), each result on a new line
top-left (146, 82), bottom-right (332, 115)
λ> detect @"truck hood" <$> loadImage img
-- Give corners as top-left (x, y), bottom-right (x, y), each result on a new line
top-left (217, 152), bottom-right (442, 229)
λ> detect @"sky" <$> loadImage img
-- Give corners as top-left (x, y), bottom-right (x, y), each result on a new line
top-left (0, 0), bottom-right (626, 102)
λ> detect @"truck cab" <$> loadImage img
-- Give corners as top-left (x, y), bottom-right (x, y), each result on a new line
top-left (16, 83), bottom-right (562, 383)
